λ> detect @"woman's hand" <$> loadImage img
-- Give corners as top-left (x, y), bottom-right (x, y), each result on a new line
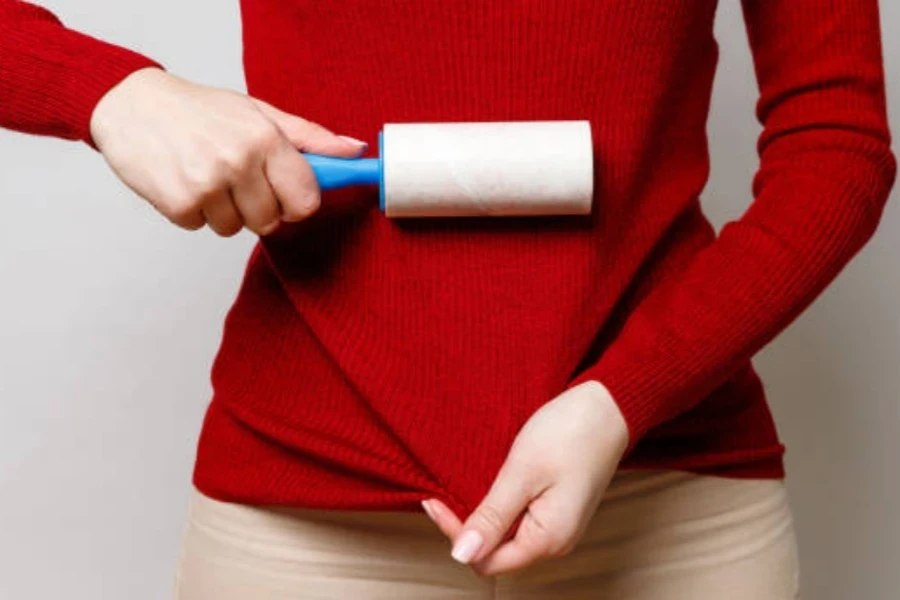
top-left (89, 67), bottom-right (367, 236)
top-left (421, 381), bottom-right (630, 576)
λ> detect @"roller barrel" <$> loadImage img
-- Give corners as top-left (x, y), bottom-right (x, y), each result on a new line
top-left (381, 120), bottom-right (594, 218)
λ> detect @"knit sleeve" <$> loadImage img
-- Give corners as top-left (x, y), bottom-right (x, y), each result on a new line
top-left (0, 0), bottom-right (163, 146)
top-left (568, 0), bottom-right (896, 455)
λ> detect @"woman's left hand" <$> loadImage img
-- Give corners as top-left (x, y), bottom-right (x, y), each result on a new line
top-left (422, 381), bottom-right (630, 576)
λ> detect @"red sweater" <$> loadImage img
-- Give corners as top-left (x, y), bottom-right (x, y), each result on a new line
top-left (1, 1), bottom-right (895, 519)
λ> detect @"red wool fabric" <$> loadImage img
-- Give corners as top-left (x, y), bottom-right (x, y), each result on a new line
top-left (1, 1), bottom-right (895, 520)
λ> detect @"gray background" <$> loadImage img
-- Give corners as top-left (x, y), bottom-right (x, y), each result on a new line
top-left (0, 1), bottom-right (897, 598)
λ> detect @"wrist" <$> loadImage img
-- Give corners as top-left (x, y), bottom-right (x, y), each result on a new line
top-left (578, 379), bottom-right (631, 455)
top-left (89, 66), bottom-right (168, 149)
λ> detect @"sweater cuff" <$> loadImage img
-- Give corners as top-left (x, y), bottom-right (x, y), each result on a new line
top-left (567, 355), bottom-right (668, 457)
top-left (564, 308), bottom-right (743, 458)
top-left (56, 34), bottom-right (165, 149)
top-left (0, 20), bottom-right (163, 147)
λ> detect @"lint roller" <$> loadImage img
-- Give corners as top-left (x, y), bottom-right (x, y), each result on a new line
top-left (303, 120), bottom-right (594, 217)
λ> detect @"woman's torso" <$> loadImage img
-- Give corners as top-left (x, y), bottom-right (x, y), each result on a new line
top-left (193, 0), bottom-right (784, 515)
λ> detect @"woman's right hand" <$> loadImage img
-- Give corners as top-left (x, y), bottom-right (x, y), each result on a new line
top-left (89, 67), bottom-right (367, 236)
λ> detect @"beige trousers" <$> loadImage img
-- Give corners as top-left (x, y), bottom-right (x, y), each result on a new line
top-left (174, 469), bottom-right (801, 599)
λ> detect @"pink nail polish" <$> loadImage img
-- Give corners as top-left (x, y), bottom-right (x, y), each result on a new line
top-left (451, 530), bottom-right (484, 564)
top-left (338, 135), bottom-right (368, 148)
top-left (421, 500), bottom-right (437, 522)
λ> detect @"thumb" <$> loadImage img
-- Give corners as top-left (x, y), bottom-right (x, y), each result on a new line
top-left (251, 98), bottom-right (367, 157)
top-left (451, 456), bottom-right (536, 565)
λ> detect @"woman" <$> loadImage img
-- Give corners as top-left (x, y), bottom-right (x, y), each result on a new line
top-left (1, 0), bottom-right (894, 597)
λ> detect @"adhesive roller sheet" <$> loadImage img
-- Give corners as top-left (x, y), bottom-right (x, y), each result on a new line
top-left (303, 120), bottom-right (594, 217)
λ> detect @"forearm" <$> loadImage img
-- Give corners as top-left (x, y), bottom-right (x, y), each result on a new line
top-left (0, 0), bottom-right (161, 145)
top-left (571, 0), bottom-right (896, 453)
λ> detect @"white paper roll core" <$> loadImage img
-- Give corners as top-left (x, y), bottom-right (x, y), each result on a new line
top-left (381, 120), bottom-right (594, 217)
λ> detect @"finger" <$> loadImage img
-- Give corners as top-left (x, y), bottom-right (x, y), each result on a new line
top-left (473, 485), bottom-right (585, 577)
top-left (450, 456), bottom-right (538, 565)
top-left (162, 201), bottom-right (205, 230)
top-left (202, 191), bottom-right (243, 237)
top-left (472, 511), bottom-right (550, 576)
top-left (252, 98), bottom-right (367, 157)
top-left (265, 138), bottom-right (321, 222)
top-left (421, 499), bottom-right (463, 540)
top-left (231, 166), bottom-right (281, 235)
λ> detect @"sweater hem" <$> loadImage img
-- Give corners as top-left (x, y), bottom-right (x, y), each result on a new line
top-left (191, 396), bottom-right (787, 512)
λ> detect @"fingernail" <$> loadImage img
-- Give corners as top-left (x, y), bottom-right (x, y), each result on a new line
top-left (303, 194), bottom-right (320, 211)
top-left (260, 220), bottom-right (280, 236)
top-left (451, 530), bottom-right (483, 564)
top-left (338, 135), bottom-right (368, 149)
top-left (421, 500), bottom-right (437, 522)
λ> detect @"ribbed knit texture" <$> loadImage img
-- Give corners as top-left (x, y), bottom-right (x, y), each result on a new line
top-left (1, 0), bottom-right (895, 519)
top-left (0, 1), bottom-right (161, 146)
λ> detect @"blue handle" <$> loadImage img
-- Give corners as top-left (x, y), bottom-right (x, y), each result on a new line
top-left (302, 154), bottom-right (381, 191)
